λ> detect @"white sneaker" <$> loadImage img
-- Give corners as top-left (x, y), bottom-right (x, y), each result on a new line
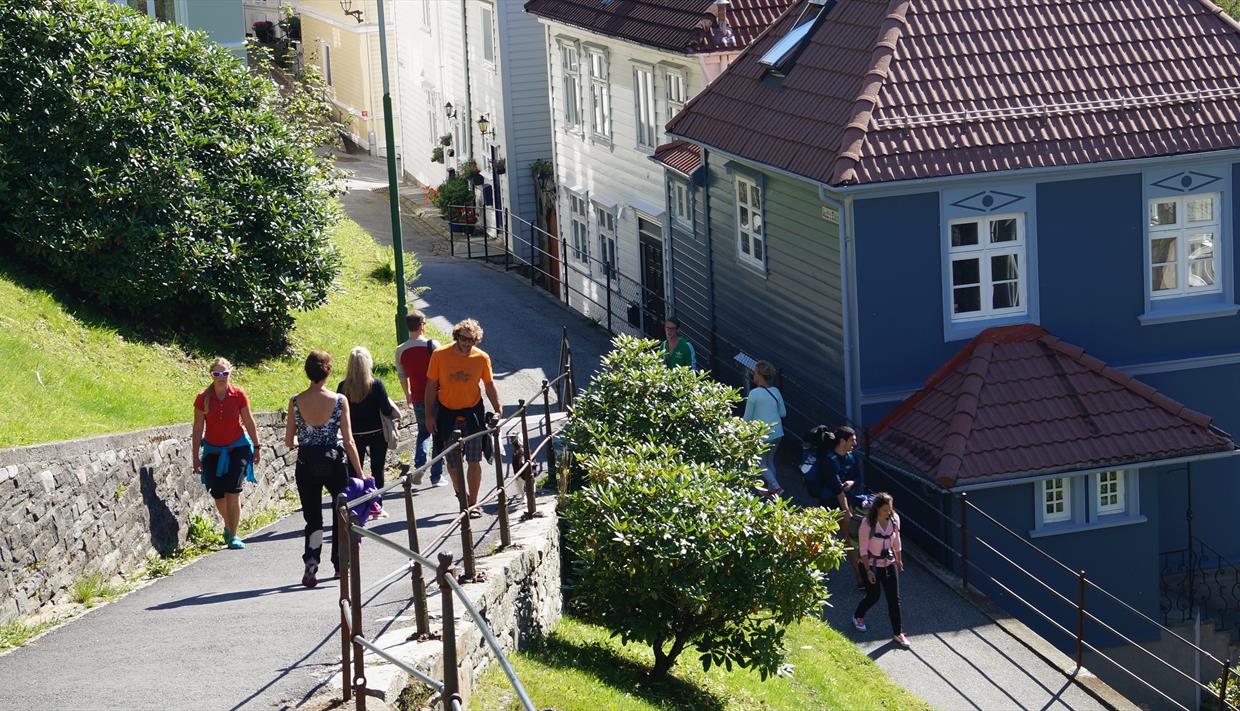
top-left (431, 477), bottom-right (448, 488)
top-left (375, 507), bottom-right (391, 520)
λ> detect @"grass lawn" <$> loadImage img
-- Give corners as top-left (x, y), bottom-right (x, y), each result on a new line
top-left (0, 217), bottom-right (444, 447)
top-left (471, 615), bottom-right (929, 711)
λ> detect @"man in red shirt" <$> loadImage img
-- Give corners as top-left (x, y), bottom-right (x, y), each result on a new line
top-left (396, 310), bottom-right (444, 486)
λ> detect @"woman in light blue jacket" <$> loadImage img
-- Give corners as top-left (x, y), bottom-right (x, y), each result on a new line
top-left (744, 360), bottom-right (787, 497)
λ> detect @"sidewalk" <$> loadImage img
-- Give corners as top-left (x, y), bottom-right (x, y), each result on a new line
top-left (0, 158), bottom-right (614, 710)
top-left (776, 459), bottom-right (1113, 710)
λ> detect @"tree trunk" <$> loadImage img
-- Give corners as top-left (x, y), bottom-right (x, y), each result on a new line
top-left (649, 633), bottom-right (690, 681)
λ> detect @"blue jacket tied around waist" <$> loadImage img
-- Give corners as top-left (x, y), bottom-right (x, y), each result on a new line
top-left (199, 433), bottom-right (256, 490)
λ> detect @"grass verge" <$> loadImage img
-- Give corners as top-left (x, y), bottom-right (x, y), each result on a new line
top-left (0, 216), bottom-right (445, 447)
top-left (471, 615), bottom-right (929, 711)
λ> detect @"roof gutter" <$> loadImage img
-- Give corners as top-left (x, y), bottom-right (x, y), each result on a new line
top-left (950, 448), bottom-right (1240, 493)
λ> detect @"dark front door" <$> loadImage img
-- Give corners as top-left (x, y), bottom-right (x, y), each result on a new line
top-left (638, 217), bottom-right (665, 339)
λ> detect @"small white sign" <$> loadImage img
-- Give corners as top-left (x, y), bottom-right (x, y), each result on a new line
top-left (821, 205), bottom-right (840, 224)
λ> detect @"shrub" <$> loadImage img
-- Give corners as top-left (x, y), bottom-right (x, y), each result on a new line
top-left (1211, 666), bottom-right (1240, 709)
top-left (0, 0), bottom-right (340, 352)
top-left (434, 176), bottom-right (474, 219)
top-left (564, 457), bottom-right (844, 680)
top-left (561, 335), bottom-right (768, 490)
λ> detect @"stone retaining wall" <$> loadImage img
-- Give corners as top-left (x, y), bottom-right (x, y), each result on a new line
top-left (335, 493), bottom-right (562, 710)
top-left (0, 411), bottom-right (416, 619)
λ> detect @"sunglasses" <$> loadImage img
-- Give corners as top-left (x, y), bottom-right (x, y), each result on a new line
top-left (211, 370), bottom-right (231, 377)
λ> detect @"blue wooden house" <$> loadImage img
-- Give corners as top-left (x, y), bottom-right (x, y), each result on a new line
top-left (662, 0), bottom-right (1240, 704)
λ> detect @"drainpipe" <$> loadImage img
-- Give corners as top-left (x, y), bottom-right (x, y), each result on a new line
top-left (702, 148), bottom-right (718, 374)
top-left (461, 0), bottom-right (474, 161)
top-left (819, 185), bottom-right (861, 430)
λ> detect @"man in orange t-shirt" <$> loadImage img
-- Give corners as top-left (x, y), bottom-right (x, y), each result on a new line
top-left (425, 318), bottom-right (501, 513)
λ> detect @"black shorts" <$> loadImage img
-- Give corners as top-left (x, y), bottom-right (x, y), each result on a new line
top-left (203, 446), bottom-right (251, 500)
top-left (433, 402), bottom-right (486, 463)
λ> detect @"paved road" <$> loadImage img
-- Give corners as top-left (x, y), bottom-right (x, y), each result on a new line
top-left (0, 158), bottom-right (612, 711)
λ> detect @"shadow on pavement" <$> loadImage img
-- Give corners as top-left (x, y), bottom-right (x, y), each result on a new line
top-left (148, 584), bottom-right (316, 610)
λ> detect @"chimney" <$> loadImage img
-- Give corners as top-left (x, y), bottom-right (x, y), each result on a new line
top-left (713, 0), bottom-right (732, 39)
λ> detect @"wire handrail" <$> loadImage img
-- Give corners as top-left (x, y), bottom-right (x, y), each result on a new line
top-left (330, 331), bottom-right (575, 711)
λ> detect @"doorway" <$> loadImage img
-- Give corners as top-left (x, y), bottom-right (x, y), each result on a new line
top-left (638, 217), bottom-right (665, 339)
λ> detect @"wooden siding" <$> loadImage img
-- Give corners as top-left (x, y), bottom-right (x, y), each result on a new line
top-left (702, 152), bottom-right (848, 434)
top-left (498, 0), bottom-right (553, 231)
top-left (667, 173), bottom-right (714, 370)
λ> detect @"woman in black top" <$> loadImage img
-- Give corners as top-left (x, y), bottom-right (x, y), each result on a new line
top-left (339, 346), bottom-right (399, 491)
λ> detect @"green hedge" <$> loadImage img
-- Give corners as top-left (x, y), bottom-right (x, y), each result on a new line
top-left (0, 0), bottom-right (340, 350)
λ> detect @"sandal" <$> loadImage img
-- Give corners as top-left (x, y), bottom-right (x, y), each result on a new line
top-left (468, 508), bottom-right (482, 519)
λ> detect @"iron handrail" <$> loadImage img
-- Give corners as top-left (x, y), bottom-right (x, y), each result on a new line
top-left (1080, 639), bottom-right (1194, 711)
top-left (964, 499), bottom-right (1079, 578)
top-left (1086, 576), bottom-right (1227, 668)
top-left (972, 535), bottom-right (1077, 610)
top-left (354, 636), bottom-right (445, 692)
top-left (1082, 606), bottom-right (1225, 696)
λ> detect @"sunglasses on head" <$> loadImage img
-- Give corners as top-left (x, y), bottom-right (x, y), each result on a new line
top-left (211, 370), bottom-right (230, 377)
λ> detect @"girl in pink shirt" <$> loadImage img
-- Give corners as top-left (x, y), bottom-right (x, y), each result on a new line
top-left (852, 492), bottom-right (909, 648)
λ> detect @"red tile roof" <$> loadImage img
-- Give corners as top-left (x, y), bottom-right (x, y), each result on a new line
top-left (667, 0), bottom-right (1240, 185)
top-left (867, 325), bottom-right (1234, 488)
top-left (524, 0), bottom-right (794, 53)
top-left (652, 140), bottom-right (703, 176)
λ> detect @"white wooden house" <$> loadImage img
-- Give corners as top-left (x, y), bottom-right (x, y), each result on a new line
top-left (395, 0), bottom-right (553, 232)
top-left (524, 0), bottom-right (793, 336)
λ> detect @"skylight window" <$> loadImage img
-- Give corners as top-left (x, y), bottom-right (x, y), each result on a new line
top-left (758, 0), bottom-right (833, 70)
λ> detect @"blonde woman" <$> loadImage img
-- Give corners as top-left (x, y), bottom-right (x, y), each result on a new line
top-left (337, 346), bottom-right (399, 492)
top-left (191, 357), bottom-right (261, 550)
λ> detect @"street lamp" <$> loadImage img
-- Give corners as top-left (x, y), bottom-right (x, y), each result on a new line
top-left (444, 102), bottom-right (457, 119)
top-left (476, 114), bottom-right (493, 138)
top-left (341, 0), bottom-right (410, 343)
top-left (338, 0), bottom-right (363, 23)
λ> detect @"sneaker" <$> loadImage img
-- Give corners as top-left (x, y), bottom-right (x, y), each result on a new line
top-left (227, 536), bottom-right (246, 550)
top-left (893, 633), bottom-right (910, 648)
top-left (302, 563), bottom-right (318, 588)
top-left (222, 528), bottom-right (231, 546)
top-left (852, 617), bottom-right (867, 632)
top-left (431, 476), bottom-right (448, 488)
top-left (374, 507), bottom-right (391, 520)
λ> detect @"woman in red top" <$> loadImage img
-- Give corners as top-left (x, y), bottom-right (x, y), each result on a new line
top-left (192, 357), bottom-right (261, 550)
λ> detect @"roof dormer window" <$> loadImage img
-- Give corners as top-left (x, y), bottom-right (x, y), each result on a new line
top-left (758, 0), bottom-right (833, 73)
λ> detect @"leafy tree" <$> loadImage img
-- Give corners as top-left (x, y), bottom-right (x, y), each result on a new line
top-left (1210, 666), bottom-right (1240, 710)
top-left (561, 335), bottom-right (769, 490)
top-left (564, 455), bottom-right (844, 680)
top-left (0, 0), bottom-right (340, 352)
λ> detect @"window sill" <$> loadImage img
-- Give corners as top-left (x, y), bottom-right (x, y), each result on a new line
top-left (1029, 514), bottom-right (1147, 539)
top-left (945, 313), bottom-right (1032, 342)
top-left (736, 257), bottom-right (767, 279)
top-left (1138, 301), bottom-right (1239, 325)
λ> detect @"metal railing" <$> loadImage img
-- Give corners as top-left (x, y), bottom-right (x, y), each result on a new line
top-left (865, 455), bottom-right (1238, 711)
top-left (332, 330), bottom-right (576, 711)
top-left (1162, 536), bottom-right (1240, 643)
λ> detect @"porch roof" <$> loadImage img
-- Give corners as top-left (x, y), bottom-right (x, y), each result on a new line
top-left (867, 325), bottom-right (1235, 488)
top-left (652, 140), bottom-right (703, 178)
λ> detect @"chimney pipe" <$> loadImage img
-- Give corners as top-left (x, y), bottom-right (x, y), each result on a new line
top-left (713, 0), bottom-right (732, 38)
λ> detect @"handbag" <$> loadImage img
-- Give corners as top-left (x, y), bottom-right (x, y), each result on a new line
top-left (380, 398), bottom-right (400, 449)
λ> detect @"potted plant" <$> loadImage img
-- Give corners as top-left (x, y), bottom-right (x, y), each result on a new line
top-left (439, 134), bottom-right (453, 147)
top-left (493, 157), bottom-right (507, 175)
top-left (462, 159), bottom-right (483, 186)
top-left (431, 146), bottom-right (444, 163)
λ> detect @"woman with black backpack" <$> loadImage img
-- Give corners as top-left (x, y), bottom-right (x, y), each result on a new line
top-left (852, 492), bottom-right (910, 648)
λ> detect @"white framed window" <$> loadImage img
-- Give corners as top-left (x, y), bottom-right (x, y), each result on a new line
top-left (569, 193), bottom-right (590, 263)
top-left (948, 213), bottom-right (1026, 322)
top-left (1041, 477), bottom-right (1070, 524)
top-left (672, 182), bottom-right (691, 228)
top-left (634, 64), bottom-right (657, 149)
top-left (594, 204), bottom-right (617, 279)
top-left (480, 5), bottom-right (495, 63)
top-left (560, 42), bottom-right (582, 131)
top-left (320, 41), bottom-right (332, 87)
top-left (421, 0), bottom-right (430, 26)
top-left (1096, 471), bottom-right (1125, 515)
top-left (424, 89), bottom-right (438, 151)
top-left (665, 69), bottom-right (686, 124)
top-left (1148, 192), bottom-right (1222, 298)
top-left (587, 49), bottom-right (610, 140)
top-left (735, 176), bottom-right (764, 269)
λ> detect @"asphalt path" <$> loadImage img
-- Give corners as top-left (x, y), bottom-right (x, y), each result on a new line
top-left (0, 161), bottom-right (611, 710)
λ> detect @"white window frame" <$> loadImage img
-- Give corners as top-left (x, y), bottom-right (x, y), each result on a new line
top-left (421, 0), bottom-right (431, 27)
top-left (593, 203), bottom-right (617, 280)
top-left (320, 41), bottom-right (332, 87)
top-left (1148, 192), bottom-right (1223, 299)
top-left (947, 213), bottom-right (1027, 323)
top-left (1096, 470), bottom-right (1125, 515)
top-left (633, 63), bottom-right (657, 150)
top-left (586, 48), bottom-right (611, 141)
top-left (1041, 477), bottom-right (1071, 524)
top-left (568, 192), bottom-right (590, 265)
top-left (672, 181), bottom-right (691, 229)
top-left (479, 4), bottom-right (495, 64)
top-left (735, 175), bottom-right (764, 270)
top-left (560, 41), bottom-right (583, 132)
top-left (664, 68), bottom-right (686, 125)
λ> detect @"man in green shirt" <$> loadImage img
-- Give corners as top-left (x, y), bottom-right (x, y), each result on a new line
top-left (660, 318), bottom-right (696, 369)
